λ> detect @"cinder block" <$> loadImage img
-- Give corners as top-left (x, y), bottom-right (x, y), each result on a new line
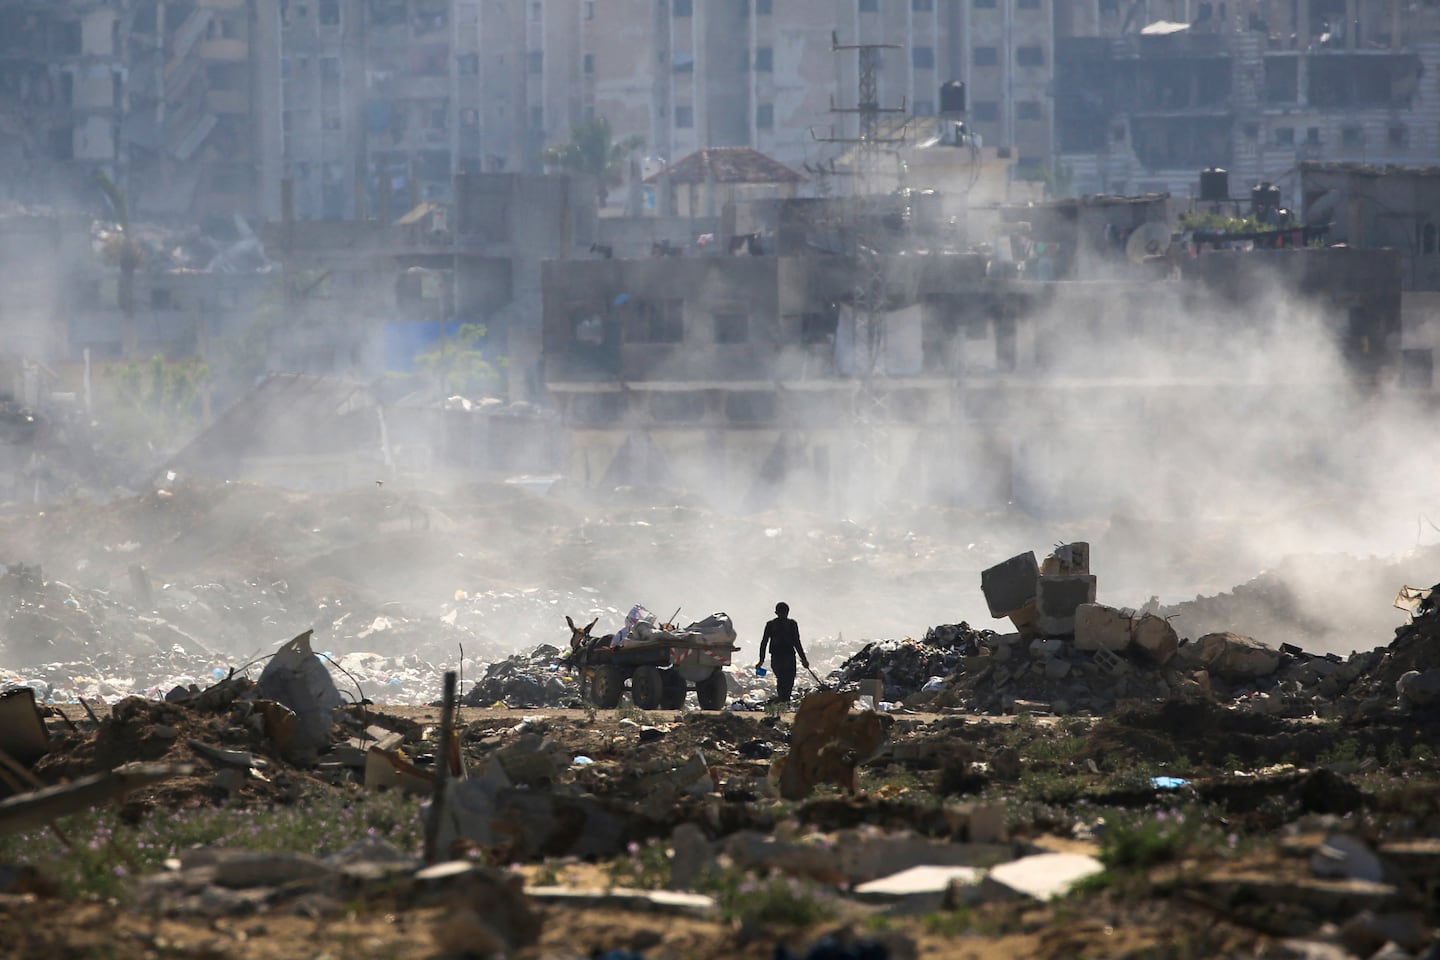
top-left (1036, 575), bottom-right (1097, 636)
top-left (1074, 603), bottom-right (1134, 653)
top-left (1040, 541), bottom-right (1090, 576)
top-left (981, 552), bottom-right (1039, 618)
top-left (1008, 600), bottom-right (1041, 638)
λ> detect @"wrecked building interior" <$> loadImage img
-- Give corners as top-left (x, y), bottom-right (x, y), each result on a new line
top-left (4, 2), bottom-right (1440, 958)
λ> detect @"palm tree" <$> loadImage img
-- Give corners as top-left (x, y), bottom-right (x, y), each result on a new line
top-left (540, 116), bottom-right (644, 207)
top-left (95, 172), bottom-right (144, 357)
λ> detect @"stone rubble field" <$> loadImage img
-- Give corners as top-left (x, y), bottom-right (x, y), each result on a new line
top-left (1, 480), bottom-right (1439, 958)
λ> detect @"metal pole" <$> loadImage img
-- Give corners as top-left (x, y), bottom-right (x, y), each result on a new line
top-left (423, 670), bottom-right (457, 864)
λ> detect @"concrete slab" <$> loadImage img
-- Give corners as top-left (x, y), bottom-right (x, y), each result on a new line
top-left (981, 552), bottom-right (1039, 618)
top-left (981, 852), bottom-right (1103, 901)
top-left (525, 886), bottom-right (718, 917)
top-left (1036, 576), bottom-right (1098, 636)
top-left (853, 865), bottom-right (983, 911)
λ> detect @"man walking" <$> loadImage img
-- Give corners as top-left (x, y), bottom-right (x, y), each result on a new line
top-left (756, 601), bottom-right (809, 703)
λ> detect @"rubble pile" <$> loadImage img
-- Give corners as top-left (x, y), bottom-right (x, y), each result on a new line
top-left (833, 623), bottom-right (994, 703)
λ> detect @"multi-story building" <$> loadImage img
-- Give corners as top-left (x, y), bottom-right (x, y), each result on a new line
top-left (1055, 0), bottom-right (1440, 199)
top-left (584, 0), bottom-right (1056, 194)
top-left (0, 0), bottom-right (283, 223)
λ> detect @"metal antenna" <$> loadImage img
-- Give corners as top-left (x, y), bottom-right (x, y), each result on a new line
top-left (810, 32), bottom-right (909, 510)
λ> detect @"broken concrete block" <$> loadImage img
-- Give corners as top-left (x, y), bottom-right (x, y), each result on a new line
top-left (669, 823), bottom-right (712, 890)
top-left (526, 886), bottom-right (717, 917)
top-left (981, 852), bottom-right (1103, 901)
top-left (981, 552), bottom-right (1039, 618)
top-left (1028, 637), bottom-right (1065, 658)
top-left (1131, 614), bottom-right (1178, 664)
top-left (1040, 542), bottom-right (1090, 576)
top-left (1184, 633), bottom-right (1281, 681)
top-left (1008, 600), bottom-right (1041, 638)
top-left (1036, 576), bottom-right (1098, 637)
top-left (773, 692), bottom-right (888, 801)
top-left (1074, 604), bottom-right (1134, 653)
top-left (1396, 669), bottom-right (1440, 707)
top-left (0, 687), bottom-right (50, 766)
top-left (1089, 645), bottom-right (1130, 676)
top-left (1044, 658), bottom-right (1072, 680)
top-left (853, 865), bottom-right (983, 911)
top-left (1312, 834), bottom-right (1386, 884)
top-left (961, 802), bottom-right (1008, 844)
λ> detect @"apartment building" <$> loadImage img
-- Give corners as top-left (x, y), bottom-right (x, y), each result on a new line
top-left (0, 0), bottom-right (282, 222)
top-left (1055, 0), bottom-right (1440, 199)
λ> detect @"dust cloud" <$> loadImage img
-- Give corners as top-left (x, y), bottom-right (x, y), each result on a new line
top-left (2, 224), bottom-right (1435, 683)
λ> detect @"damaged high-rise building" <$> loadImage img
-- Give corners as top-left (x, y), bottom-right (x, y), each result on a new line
top-left (0, 0), bottom-right (283, 221)
top-left (1055, 0), bottom-right (1440, 199)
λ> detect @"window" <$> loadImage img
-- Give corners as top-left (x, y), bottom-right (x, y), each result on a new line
top-left (756, 103), bottom-right (773, 128)
top-left (529, 105), bottom-right (543, 130)
top-left (974, 101), bottom-right (999, 122)
top-left (1018, 0), bottom-right (1040, 7)
top-left (624, 300), bottom-right (684, 344)
top-left (458, 53), bottom-right (478, 75)
top-left (715, 312), bottom-right (749, 344)
top-left (151, 289), bottom-right (174, 310)
top-left (859, 0), bottom-right (879, 11)
top-left (528, 50), bottom-right (542, 73)
top-left (1016, 45), bottom-right (1044, 67)
top-left (573, 393), bottom-right (626, 425)
top-left (585, 1), bottom-right (594, 19)
top-left (1017, 100), bottom-right (1042, 121)
top-left (529, 2), bottom-right (541, 22)
top-left (675, 105), bottom-right (694, 127)
top-left (726, 392), bottom-right (777, 423)
top-left (913, 99), bottom-right (934, 116)
top-left (973, 46), bottom-right (998, 66)
top-left (757, 0), bottom-right (771, 13)
top-left (974, 0), bottom-right (997, 7)
top-left (584, 53), bottom-right (593, 74)
top-left (802, 312), bottom-right (838, 345)
top-left (913, 0), bottom-right (933, 10)
top-left (674, 0), bottom-right (693, 15)
top-left (1274, 126), bottom-right (1294, 147)
top-left (912, 46), bottom-right (934, 69)
top-left (673, 51), bottom-right (694, 72)
top-left (651, 393), bottom-right (706, 422)
top-left (321, 57), bottom-right (340, 80)
top-left (319, 0), bottom-right (340, 25)
top-left (1341, 125), bottom-right (1363, 147)
top-left (1306, 126), bottom-right (1321, 145)
top-left (1424, 223), bottom-right (1437, 255)
top-left (755, 47), bottom-right (773, 72)
top-left (1389, 123), bottom-right (1408, 148)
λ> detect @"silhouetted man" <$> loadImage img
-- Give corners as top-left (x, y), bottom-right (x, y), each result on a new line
top-left (756, 601), bottom-right (809, 703)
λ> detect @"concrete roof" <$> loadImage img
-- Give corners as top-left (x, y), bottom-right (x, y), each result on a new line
top-left (645, 147), bottom-right (806, 185)
top-left (1300, 161), bottom-right (1440, 178)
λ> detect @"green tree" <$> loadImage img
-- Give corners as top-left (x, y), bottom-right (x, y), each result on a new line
top-left (540, 116), bottom-right (645, 206)
top-left (415, 323), bottom-right (504, 398)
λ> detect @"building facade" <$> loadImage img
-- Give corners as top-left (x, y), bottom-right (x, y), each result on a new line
top-left (0, 0), bottom-right (283, 222)
top-left (1055, 0), bottom-right (1440, 199)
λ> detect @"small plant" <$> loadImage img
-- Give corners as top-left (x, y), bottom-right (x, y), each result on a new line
top-left (605, 839), bottom-right (671, 890)
top-left (922, 908), bottom-right (974, 937)
top-left (698, 868), bottom-right (837, 927)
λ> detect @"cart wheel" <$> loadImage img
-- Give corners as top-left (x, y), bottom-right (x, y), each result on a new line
top-left (591, 665), bottom-right (625, 709)
top-left (659, 669), bottom-right (687, 710)
top-left (696, 668), bottom-right (728, 710)
top-left (631, 665), bottom-right (663, 710)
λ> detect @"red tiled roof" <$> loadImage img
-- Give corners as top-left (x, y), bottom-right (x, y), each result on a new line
top-left (645, 147), bottom-right (806, 185)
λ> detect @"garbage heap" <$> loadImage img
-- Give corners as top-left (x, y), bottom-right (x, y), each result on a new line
top-left (833, 623), bottom-right (999, 706)
top-left (462, 644), bottom-right (581, 708)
